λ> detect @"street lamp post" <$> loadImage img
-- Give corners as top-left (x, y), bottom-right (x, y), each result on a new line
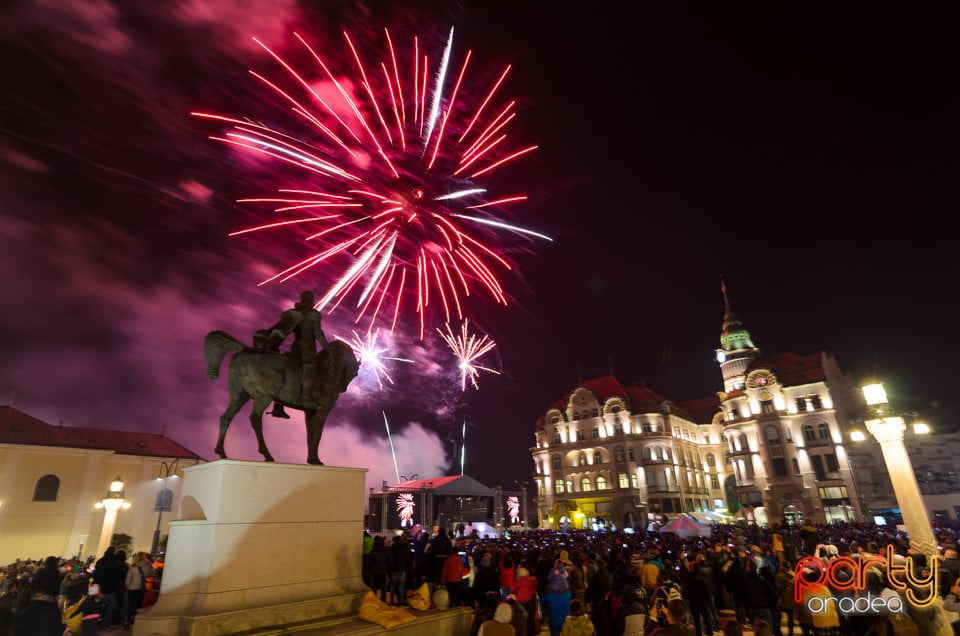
top-left (152, 459), bottom-right (179, 555)
top-left (861, 383), bottom-right (937, 555)
top-left (95, 476), bottom-right (128, 556)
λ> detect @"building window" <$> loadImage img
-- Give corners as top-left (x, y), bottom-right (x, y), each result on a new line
top-left (818, 486), bottom-right (848, 499)
top-left (642, 447), bottom-right (652, 460)
top-left (825, 453), bottom-right (839, 472)
top-left (596, 475), bottom-right (607, 490)
top-left (581, 477), bottom-right (592, 492)
top-left (811, 455), bottom-right (826, 481)
top-left (614, 424), bottom-right (623, 435)
top-left (591, 428), bottom-right (599, 439)
top-left (553, 435), bottom-right (561, 444)
top-left (579, 453), bottom-right (587, 466)
top-left (643, 422), bottom-right (652, 433)
top-left (628, 447), bottom-right (635, 461)
top-left (631, 473), bottom-right (639, 489)
top-left (765, 425), bottom-right (780, 445)
top-left (555, 480), bottom-right (565, 494)
top-left (552, 455), bottom-right (561, 470)
top-left (706, 453), bottom-right (716, 467)
top-left (772, 458), bottom-right (788, 477)
top-left (817, 423), bottom-right (830, 440)
top-left (710, 475), bottom-right (720, 489)
top-left (576, 430), bottom-right (585, 441)
top-left (615, 446), bottom-right (625, 462)
top-left (792, 458), bottom-right (801, 474)
top-left (33, 474), bottom-right (60, 502)
top-left (591, 409), bottom-right (599, 417)
top-left (761, 400), bottom-right (775, 414)
top-left (619, 473), bottom-right (629, 488)
top-left (796, 397), bottom-right (807, 411)
top-left (803, 425), bottom-right (816, 441)
top-left (594, 452), bottom-right (602, 465)
top-left (811, 395), bottom-right (822, 409)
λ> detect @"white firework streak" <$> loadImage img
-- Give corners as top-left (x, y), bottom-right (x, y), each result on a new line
top-left (396, 493), bottom-right (416, 526)
top-left (507, 495), bottom-right (520, 524)
top-left (437, 318), bottom-right (499, 391)
top-left (343, 329), bottom-right (414, 390)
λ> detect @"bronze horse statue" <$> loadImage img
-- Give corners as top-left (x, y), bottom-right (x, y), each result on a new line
top-left (204, 330), bottom-right (360, 465)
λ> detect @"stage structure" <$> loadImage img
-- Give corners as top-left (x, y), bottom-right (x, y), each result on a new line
top-left (367, 475), bottom-right (522, 535)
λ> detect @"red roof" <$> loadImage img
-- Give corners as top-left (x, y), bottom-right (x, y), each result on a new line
top-left (0, 406), bottom-right (204, 460)
top-left (748, 352), bottom-right (824, 386)
top-left (536, 376), bottom-right (690, 429)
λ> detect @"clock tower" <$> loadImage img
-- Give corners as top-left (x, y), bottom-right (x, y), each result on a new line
top-left (717, 280), bottom-right (760, 393)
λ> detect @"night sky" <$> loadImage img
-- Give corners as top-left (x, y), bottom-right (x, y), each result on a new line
top-left (2, 1), bottom-right (958, 495)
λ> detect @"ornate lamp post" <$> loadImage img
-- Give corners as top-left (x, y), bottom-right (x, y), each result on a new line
top-left (861, 383), bottom-right (937, 555)
top-left (94, 476), bottom-right (129, 556)
top-left (151, 459), bottom-right (179, 554)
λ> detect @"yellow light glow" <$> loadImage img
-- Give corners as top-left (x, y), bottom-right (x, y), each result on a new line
top-left (573, 511), bottom-right (585, 520)
top-left (913, 423), bottom-right (930, 435)
top-left (850, 431), bottom-right (867, 442)
top-left (862, 383), bottom-right (888, 406)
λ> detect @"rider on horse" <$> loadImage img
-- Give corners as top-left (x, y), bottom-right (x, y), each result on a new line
top-left (253, 291), bottom-right (329, 418)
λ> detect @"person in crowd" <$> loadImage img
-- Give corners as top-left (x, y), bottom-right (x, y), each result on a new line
top-left (472, 592), bottom-right (502, 636)
top-left (616, 585), bottom-right (648, 636)
top-left (441, 550), bottom-right (467, 608)
top-left (752, 620), bottom-right (773, 636)
top-left (568, 563), bottom-right (587, 606)
top-left (367, 535), bottom-right (391, 603)
top-left (70, 583), bottom-right (107, 636)
top-left (29, 557), bottom-right (60, 602)
top-left (560, 598), bottom-right (595, 636)
top-left (389, 534), bottom-right (412, 607)
top-left (775, 559), bottom-right (795, 636)
top-left (362, 530), bottom-right (374, 586)
top-left (122, 551), bottom-right (154, 629)
top-left (479, 602), bottom-right (516, 636)
top-left (512, 565), bottom-right (539, 636)
top-left (475, 556), bottom-right (502, 603)
top-left (506, 596), bottom-right (529, 636)
top-left (797, 566), bottom-right (840, 636)
top-left (682, 559), bottom-right (713, 636)
top-left (93, 546), bottom-right (122, 630)
top-left (542, 561), bottom-right (573, 636)
top-left (649, 599), bottom-right (694, 636)
top-left (500, 554), bottom-right (516, 600)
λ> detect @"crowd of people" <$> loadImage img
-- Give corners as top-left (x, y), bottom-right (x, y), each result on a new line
top-left (0, 547), bottom-right (162, 635)
top-left (364, 520), bottom-right (960, 636)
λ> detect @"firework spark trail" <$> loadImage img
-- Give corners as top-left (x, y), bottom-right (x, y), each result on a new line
top-left (396, 493), bottom-right (415, 526)
top-left (438, 319), bottom-right (499, 391)
top-left (194, 26), bottom-right (550, 339)
top-left (344, 329), bottom-right (414, 390)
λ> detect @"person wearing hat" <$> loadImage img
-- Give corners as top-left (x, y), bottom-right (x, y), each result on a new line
top-left (478, 602), bottom-right (516, 636)
top-left (559, 598), bottom-right (595, 636)
top-left (69, 583), bottom-right (106, 636)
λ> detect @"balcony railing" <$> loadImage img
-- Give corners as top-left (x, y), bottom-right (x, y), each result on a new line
top-left (646, 485), bottom-right (681, 494)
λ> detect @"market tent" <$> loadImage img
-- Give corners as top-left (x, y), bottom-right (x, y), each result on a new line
top-left (659, 513), bottom-right (712, 538)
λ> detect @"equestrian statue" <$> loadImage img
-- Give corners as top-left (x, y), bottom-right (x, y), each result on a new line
top-left (204, 291), bottom-right (360, 465)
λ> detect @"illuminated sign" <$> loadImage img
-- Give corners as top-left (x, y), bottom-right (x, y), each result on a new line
top-left (794, 545), bottom-right (938, 613)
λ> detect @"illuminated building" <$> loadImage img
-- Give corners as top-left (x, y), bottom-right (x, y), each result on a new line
top-left (531, 379), bottom-right (729, 530)
top-left (0, 406), bottom-right (203, 564)
top-left (531, 284), bottom-right (869, 528)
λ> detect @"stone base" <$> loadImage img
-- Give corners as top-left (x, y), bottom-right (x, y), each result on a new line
top-left (133, 460), bottom-right (368, 636)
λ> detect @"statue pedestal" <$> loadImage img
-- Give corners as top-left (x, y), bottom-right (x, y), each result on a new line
top-left (133, 460), bottom-right (368, 636)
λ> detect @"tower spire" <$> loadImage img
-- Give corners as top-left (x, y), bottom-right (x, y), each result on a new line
top-left (716, 277), bottom-right (760, 392)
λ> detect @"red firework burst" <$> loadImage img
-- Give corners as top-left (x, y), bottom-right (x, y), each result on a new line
top-left (194, 27), bottom-right (548, 339)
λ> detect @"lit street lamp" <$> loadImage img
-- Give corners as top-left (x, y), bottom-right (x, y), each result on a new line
top-left (860, 383), bottom-right (937, 555)
top-left (152, 459), bottom-right (180, 554)
top-left (95, 476), bottom-right (130, 556)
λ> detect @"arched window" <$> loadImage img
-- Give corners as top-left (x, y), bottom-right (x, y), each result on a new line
top-left (552, 455), bottom-right (561, 470)
top-left (642, 447), bottom-right (652, 460)
top-left (817, 423), bottom-right (830, 440)
top-left (706, 453), bottom-right (716, 467)
top-left (766, 425), bottom-right (780, 445)
top-left (803, 424), bottom-right (816, 441)
top-left (33, 474), bottom-right (60, 502)
top-left (581, 477), bottom-right (592, 492)
top-left (579, 453), bottom-right (587, 466)
top-left (596, 475), bottom-right (607, 490)
top-left (594, 451), bottom-right (602, 465)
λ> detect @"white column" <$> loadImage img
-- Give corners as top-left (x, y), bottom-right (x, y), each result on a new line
top-left (96, 508), bottom-right (119, 556)
top-left (865, 416), bottom-right (937, 555)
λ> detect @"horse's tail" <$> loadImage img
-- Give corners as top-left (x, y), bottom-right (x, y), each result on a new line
top-left (204, 330), bottom-right (245, 379)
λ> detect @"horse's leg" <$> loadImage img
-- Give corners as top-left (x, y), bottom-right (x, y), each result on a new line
top-left (215, 392), bottom-right (249, 459)
top-left (305, 408), bottom-right (326, 465)
top-left (250, 395), bottom-right (275, 462)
